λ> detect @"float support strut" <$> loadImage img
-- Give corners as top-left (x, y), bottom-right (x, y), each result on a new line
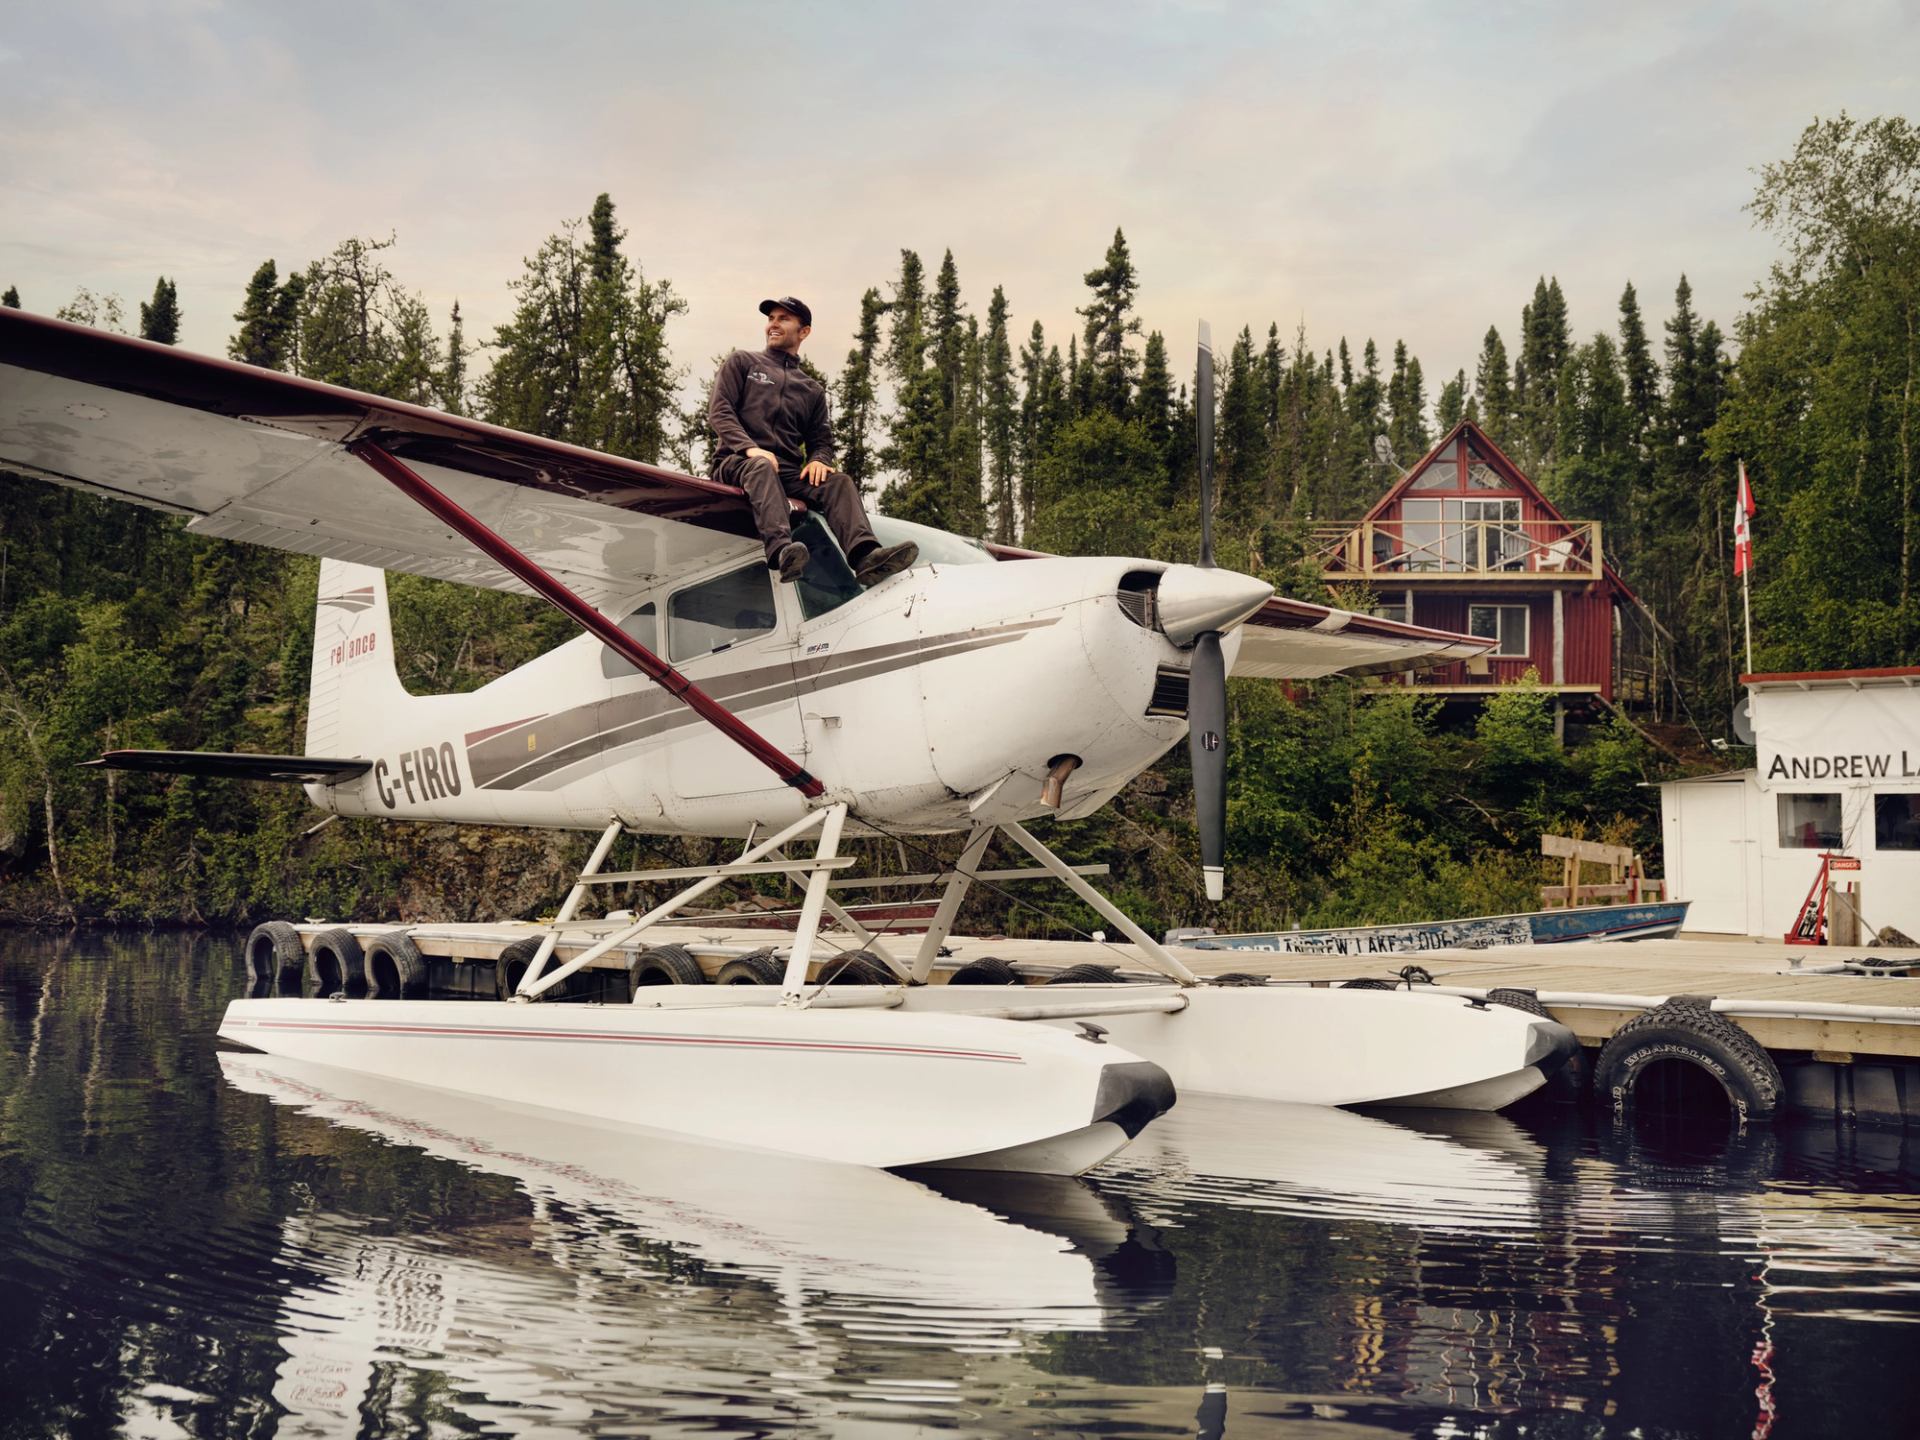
top-left (911, 824), bottom-right (996, 983)
top-left (1000, 821), bottom-right (1201, 985)
top-left (519, 806), bottom-right (839, 999)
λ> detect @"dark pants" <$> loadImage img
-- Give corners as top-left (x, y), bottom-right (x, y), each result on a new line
top-left (714, 454), bottom-right (878, 566)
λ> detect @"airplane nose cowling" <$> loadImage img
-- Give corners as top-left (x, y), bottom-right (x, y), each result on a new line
top-left (1153, 566), bottom-right (1274, 647)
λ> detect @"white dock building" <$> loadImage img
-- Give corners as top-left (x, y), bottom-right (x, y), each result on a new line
top-left (1658, 667), bottom-right (1920, 940)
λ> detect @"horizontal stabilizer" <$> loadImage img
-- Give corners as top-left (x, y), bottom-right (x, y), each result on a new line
top-left (82, 750), bottom-right (371, 784)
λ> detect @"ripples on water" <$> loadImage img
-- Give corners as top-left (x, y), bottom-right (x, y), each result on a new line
top-left (3, 933), bottom-right (1919, 1437)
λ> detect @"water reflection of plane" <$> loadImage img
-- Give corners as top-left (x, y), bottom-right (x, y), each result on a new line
top-left (1091, 1094), bottom-right (1549, 1236)
top-left (220, 1051), bottom-right (1132, 1434)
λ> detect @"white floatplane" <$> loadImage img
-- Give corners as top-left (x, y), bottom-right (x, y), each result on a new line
top-left (0, 310), bottom-right (1575, 1173)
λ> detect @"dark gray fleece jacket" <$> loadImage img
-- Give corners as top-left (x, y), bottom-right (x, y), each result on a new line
top-left (707, 348), bottom-right (834, 469)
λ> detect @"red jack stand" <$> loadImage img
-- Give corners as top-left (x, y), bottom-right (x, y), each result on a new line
top-left (1784, 851), bottom-right (1861, 946)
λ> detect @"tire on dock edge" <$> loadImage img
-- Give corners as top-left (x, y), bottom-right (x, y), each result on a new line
top-left (1593, 997), bottom-right (1781, 1125)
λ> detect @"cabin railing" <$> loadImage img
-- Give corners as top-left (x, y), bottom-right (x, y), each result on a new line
top-left (1312, 518), bottom-right (1603, 581)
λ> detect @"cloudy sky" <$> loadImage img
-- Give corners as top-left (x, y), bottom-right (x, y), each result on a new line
top-left (4, 1), bottom-right (1916, 404)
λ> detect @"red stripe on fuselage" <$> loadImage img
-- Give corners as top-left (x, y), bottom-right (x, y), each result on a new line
top-left (237, 1017), bottom-right (1024, 1063)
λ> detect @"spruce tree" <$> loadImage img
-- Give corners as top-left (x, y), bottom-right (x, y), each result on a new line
top-left (586, 193), bottom-right (620, 287)
top-left (1067, 335), bottom-right (1091, 419)
top-left (1386, 340), bottom-right (1430, 462)
top-left (1348, 339), bottom-right (1385, 452)
top-left (931, 249), bottom-right (966, 414)
top-left (1552, 334), bottom-right (1632, 537)
top-left (835, 287), bottom-right (886, 488)
top-left (1518, 276), bottom-right (1571, 466)
top-left (1261, 324), bottom-right (1285, 438)
top-left (440, 301), bottom-right (468, 415)
top-left (945, 313), bottom-right (986, 536)
top-left (138, 277), bottom-right (180, 345)
top-left (1078, 227), bottom-right (1141, 417)
top-left (982, 287), bottom-right (1018, 542)
top-left (886, 250), bottom-right (926, 381)
top-left (1436, 369), bottom-right (1468, 432)
top-left (1475, 326), bottom-right (1514, 447)
top-left (1136, 329), bottom-right (1175, 484)
top-left (1217, 327), bottom-right (1264, 532)
top-left (1, 286), bottom-right (18, 308)
top-left (1617, 281), bottom-right (1660, 439)
top-left (1017, 320), bottom-right (1050, 529)
top-left (230, 260), bottom-right (297, 369)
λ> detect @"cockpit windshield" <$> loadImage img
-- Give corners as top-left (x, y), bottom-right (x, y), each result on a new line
top-left (870, 515), bottom-right (995, 567)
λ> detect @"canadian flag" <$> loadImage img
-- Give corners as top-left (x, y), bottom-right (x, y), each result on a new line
top-left (1734, 460), bottom-right (1756, 576)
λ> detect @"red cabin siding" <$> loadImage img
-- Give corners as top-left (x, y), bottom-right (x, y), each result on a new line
top-left (1405, 589), bottom-right (1616, 697)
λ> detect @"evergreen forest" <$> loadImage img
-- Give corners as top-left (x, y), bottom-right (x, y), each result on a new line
top-left (2, 115), bottom-right (1916, 937)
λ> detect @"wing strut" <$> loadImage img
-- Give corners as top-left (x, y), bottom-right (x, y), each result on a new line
top-left (349, 438), bottom-right (825, 800)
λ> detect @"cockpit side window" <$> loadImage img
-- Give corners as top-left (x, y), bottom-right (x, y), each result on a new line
top-left (600, 603), bottom-right (658, 679)
top-left (668, 565), bottom-right (779, 661)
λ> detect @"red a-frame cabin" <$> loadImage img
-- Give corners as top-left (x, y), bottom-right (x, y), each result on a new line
top-left (1312, 421), bottom-right (1641, 707)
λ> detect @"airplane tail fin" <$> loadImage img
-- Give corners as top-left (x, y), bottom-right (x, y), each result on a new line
top-left (307, 560), bottom-right (413, 757)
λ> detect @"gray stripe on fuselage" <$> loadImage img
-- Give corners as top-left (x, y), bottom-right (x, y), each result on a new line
top-left (469, 617), bottom-right (1058, 792)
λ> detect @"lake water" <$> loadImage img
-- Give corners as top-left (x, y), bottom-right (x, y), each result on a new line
top-left (2, 933), bottom-right (1917, 1438)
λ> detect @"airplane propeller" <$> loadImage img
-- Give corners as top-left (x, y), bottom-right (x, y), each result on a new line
top-left (1190, 322), bottom-right (1227, 903)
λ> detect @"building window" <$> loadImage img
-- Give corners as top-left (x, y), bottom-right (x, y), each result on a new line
top-left (1467, 604), bottom-right (1529, 657)
top-left (1468, 462), bottom-right (1505, 490)
top-left (1370, 601), bottom-right (1409, 624)
top-left (668, 565), bottom-right (778, 661)
top-left (1777, 792), bottom-right (1843, 849)
top-left (600, 603), bottom-right (658, 679)
top-left (1876, 792), bottom-right (1920, 852)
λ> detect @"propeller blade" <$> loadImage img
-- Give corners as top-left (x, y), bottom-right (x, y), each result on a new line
top-left (1189, 629), bottom-right (1227, 903)
top-left (1197, 321), bottom-right (1215, 570)
top-left (1190, 321), bottom-right (1226, 900)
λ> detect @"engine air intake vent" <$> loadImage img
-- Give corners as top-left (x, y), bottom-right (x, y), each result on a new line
top-left (1147, 664), bottom-right (1191, 718)
top-left (1116, 570), bottom-right (1161, 631)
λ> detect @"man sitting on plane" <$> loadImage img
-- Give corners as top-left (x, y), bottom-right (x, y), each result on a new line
top-left (708, 296), bottom-right (917, 586)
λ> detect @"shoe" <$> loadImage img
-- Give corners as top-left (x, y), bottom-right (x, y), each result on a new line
top-left (854, 541), bottom-right (918, 587)
top-left (775, 541), bottom-right (810, 583)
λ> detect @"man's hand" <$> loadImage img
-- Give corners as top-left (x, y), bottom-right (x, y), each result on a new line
top-left (746, 446), bottom-right (778, 466)
top-left (800, 459), bottom-right (831, 487)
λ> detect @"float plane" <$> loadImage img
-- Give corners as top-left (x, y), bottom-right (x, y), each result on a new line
top-left (0, 309), bottom-right (1574, 1174)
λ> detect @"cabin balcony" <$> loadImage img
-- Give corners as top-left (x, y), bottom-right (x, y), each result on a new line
top-left (1312, 519), bottom-right (1603, 586)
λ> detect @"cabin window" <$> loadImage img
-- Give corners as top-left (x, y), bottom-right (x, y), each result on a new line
top-left (1400, 499), bottom-right (1444, 569)
top-left (1467, 603), bottom-right (1529, 657)
top-left (600, 603), bottom-right (658, 679)
top-left (668, 565), bottom-right (778, 661)
top-left (1410, 462), bottom-right (1454, 490)
top-left (1370, 601), bottom-right (1410, 625)
top-left (1876, 793), bottom-right (1920, 852)
top-left (1461, 497), bottom-right (1524, 569)
top-left (1777, 792), bottom-right (1843, 849)
top-left (1468, 463), bottom-right (1505, 490)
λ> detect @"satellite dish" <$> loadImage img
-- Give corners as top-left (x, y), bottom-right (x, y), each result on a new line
top-left (1731, 695), bottom-right (1755, 746)
top-left (1372, 434), bottom-right (1396, 466)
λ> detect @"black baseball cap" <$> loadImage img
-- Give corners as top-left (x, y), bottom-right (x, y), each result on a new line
top-left (759, 296), bottom-right (812, 327)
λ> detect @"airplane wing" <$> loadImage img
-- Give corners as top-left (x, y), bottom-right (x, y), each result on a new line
top-left (1231, 595), bottom-right (1495, 679)
top-left (0, 310), bottom-right (760, 610)
top-left (980, 542), bottom-right (1494, 679)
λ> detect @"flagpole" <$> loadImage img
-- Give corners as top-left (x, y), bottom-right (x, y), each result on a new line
top-left (1736, 459), bottom-right (1756, 678)
top-left (1742, 554), bottom-right (1754, 678)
